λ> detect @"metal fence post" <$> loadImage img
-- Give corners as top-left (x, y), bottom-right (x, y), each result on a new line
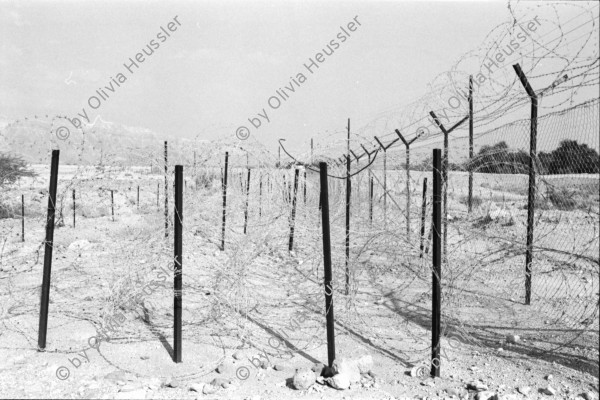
top-left (164, 141), bottom-right (169, 238)
top-left (243, 168), bottom-right (251, 234)
top-left (221, 152), bottom-right (229, 250)
top-left (174, 165), bottom-right (183, 362)
top-left (38, 149), bottom-right (60, 350)
top-left (431, 149), bottom-right (442, 378)
top-left (289, 168), bottom-right (299, 251)
top-left (419, 178), bottom-right (428, 259)
top-left (319, 162), bottom-right (336, 368)
top-left (513, 63), bottom-right (537, 306)
top-left (468, 75), bottom-right (474, 213)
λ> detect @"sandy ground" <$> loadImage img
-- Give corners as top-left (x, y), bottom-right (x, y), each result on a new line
top-left (0, 167), bottom-right (598, 399)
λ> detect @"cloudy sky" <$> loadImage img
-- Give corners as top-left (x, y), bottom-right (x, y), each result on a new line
top-left (1, 1), bottom-right (596, 154)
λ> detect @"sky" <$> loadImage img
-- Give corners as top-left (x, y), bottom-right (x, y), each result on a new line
top-left (0, 0), bottom-right (597, 155)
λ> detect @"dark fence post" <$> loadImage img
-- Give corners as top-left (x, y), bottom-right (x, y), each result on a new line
top-left (137, 185), bottom-right (140, 209)
top-left (396, 129), bottom-right (420, 239)
top-left (369, 169), bottom-right (373, 225)
top-left (111, 190), bottom-right (114, 222)
top-left (468, 75), bottom-right (474, 213)
top-left (243, 168), bottom-right (251, 234)
top-left (513, 63), bottom-right (537, 306)
top-left (319, 162), bottom-right (336, 368)
top-left (72, 189), bottom-right (76, 228)
top-left (431, 149), bottom-right (442, 378)
top-left (344, 155), bottom-right (351, 296)
top-left (419, 178), bottom-right (428, 259)
top-left (429, 112), bottom-right (468, 265)
top-left (164, 141), bottom-right (169, 238)
top-left (303, 171), bottom-right (307, 205)
top-left (38, 149), bottom-right (60, 350)
top-left (221, 152), bottom-right (229, 251)
top-left (174, 165), bottom-right (183, 362)
top-left (21, 194), bottom-right (25, 242)
top-left (288, 168), bottom-right (299, 251)
top-left (259, 174), bottom-right (262, 218)
top-left (156, 182), bottom-right (159, 208)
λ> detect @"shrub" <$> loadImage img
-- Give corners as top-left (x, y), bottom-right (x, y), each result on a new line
top-left (0, 152), bottom-right (36, 186)
top-left (0, 201), bottom-right (20, 219)
top-left (547, 187), bottom-right (578, 211)
top-left (458, 195), bottom-right (483, 209)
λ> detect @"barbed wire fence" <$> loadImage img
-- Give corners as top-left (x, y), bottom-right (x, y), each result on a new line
top-left (0, 0), bottom-right (598, 386)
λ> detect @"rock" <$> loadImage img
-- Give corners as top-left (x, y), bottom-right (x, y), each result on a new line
top-left (326, 373), bottom-right (351, 390)
top-left (140, 355), bottom-right (149, 360)
top-left (333, 357), bottom-right (361, 383)
top-left (210, 377), bottom-right (230, 388)
top-left (166, 379), bottom-right (180, 388)
top-left (189, 382), bottom-right (205, 392)
top-left (581, 392), bottom-right (597, 400)
top-left (542, 386), bottom-right (556, 396)
top-left (144, 378), bottom-right (161, 390)
top-left (311, 362), bottom-right (325, 378)
top-left (446, 388), bottom-right (461, 397)
top-left (316, 376), bottom-right (325, 385)
top-left (203, 383), bottom-right (218, 394)
top-left (105, 371), bottom-right (132, 385)
top-left (517, 386), bottom-right (531, 396)
top-left (368, 370), bottom-right (377, 379)
top-left (357, 354), bottom-right (374, 374)
top-left (232, 351), bottom-right (244, 360)
top-left (292, 368), bottom-right (316, 390)
top-left (216, 361), bottom-right (234, 374)
top-left (476, 391), bottom-right (497, 400)
top-left (467, 382), bottom-right (489, 391)
top-left (274, 364), bottom-right (286, 371)
top-left (545, 374), bottom-right (553, 380)
top-left (506, 334), bottom-right (520, 344)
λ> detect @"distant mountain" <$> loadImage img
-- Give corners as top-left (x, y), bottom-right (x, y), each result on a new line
top-left (0, 115), bottom-right (275, 168)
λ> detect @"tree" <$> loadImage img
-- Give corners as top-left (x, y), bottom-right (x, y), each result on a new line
top-left (467, 141), bottom-right (529, 174)
top-left (0, 152), bottom-right (37, 186)
top-left (544, 140), bottom-right (600, 174)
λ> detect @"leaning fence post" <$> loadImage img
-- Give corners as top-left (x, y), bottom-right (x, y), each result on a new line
top-left (221, 152), bottom-right (229, 251)
top-left (174, 165), bottom-right (183, 362)
top-left (319, 162), bottom-right (336, 368)
top-left (513, 63), bottom-right (537, 306)
top-left (243, 168), bottom-right (251, 234)
top-left (288, 168), bottom-right (300, 251)
top-left (419, 178), bottom-right (428, 259)
top-left (38, 149), bottom-right (60, 350)
top-left (431, 149), bottom-right (442, 378)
